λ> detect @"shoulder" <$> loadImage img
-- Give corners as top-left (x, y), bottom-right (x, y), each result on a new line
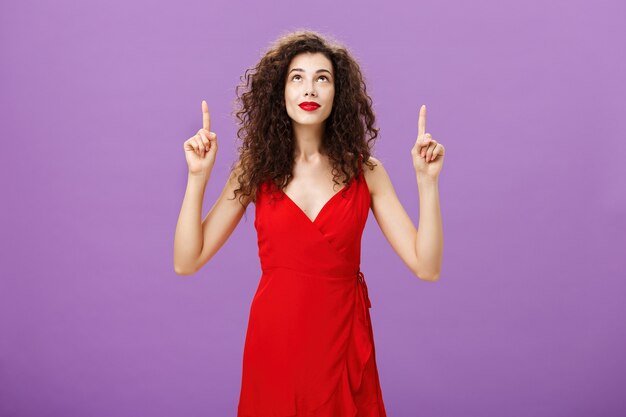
top-left (361, 155), bottom-right (389, 198)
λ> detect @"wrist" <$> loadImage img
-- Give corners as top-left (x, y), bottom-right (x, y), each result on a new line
top-left (188, 171), bottom-right (210, 184)
top-left (416, 173), bottom-right (438, 186)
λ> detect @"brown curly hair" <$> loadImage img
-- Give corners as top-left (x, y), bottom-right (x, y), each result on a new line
top-left (228, 29), bottom-right (380, 207)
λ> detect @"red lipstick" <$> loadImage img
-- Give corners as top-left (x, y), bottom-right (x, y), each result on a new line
top-left (299, 101), bottom-right (320, 111)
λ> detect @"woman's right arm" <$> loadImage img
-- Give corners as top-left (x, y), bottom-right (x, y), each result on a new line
top-left (173, 100), bottom-right (249, 275)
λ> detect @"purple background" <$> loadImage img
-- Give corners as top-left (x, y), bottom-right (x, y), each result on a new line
top-left (2, 0), bottom-right (625, 416)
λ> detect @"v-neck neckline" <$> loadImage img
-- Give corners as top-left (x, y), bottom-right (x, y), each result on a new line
top-left (280, 175), bottom-right (356, 224)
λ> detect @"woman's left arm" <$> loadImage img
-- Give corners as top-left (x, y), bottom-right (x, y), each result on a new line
top-left (411, 104), bottom-right (445, 281)
top-left (365, 104), bottom-right (445, 282)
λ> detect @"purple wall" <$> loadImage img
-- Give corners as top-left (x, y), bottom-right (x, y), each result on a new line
top-left (2, 0), bottom-right (625, 415)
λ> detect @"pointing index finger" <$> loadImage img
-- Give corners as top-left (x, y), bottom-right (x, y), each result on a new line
top-left (418, 104), bottom-right (427, 138)
top-left (202, 100), bottom-right (210, 131)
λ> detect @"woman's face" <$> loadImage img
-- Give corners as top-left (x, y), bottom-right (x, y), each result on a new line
top-left (284, 52), bottom-right (335, 127)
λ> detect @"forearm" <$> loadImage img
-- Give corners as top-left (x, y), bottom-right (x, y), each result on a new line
top-left (414, 175), bottom-right (443, 281)
top-left (173, 173), bottom-right (210, 274)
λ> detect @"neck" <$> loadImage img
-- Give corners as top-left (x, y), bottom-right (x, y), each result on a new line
top-left (291, 121), bottom-right (326, 159)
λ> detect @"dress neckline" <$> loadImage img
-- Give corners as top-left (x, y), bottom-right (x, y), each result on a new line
top-left (280, 174), bottom-right (358, 224)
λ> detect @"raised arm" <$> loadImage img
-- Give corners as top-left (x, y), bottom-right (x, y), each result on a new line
top-left (173, 100), bottom-right (250, 275)
top-left (365, 104), bottom-right (445, 282)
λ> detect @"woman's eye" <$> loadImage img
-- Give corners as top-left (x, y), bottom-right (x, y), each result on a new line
top-left (291, 75), bottom-right (329, 82)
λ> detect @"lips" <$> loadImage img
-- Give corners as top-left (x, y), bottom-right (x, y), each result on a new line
top-left (299, 102), bottom-right (320, 111)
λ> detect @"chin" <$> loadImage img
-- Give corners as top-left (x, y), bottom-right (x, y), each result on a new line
top-left (293, 118), bottom-right (327, 126)
top-left (292, 113), bottom-right (331, 125)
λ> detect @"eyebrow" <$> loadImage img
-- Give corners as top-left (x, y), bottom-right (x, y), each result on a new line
top-left (288, 68), bottom-right (333, 76)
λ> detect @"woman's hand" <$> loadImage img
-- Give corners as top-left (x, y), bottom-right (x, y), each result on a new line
top-left (411, 104), bottom-right (445, 179)
top-left (184, 100), bottom-right (218, 176)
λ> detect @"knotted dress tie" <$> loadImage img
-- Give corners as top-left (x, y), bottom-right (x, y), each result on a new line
top-left (357, 269), bottom-right (372, 316)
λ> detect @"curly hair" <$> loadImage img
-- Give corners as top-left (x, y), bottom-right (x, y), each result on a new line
top-left (228, 29), bottom-right (380, 207)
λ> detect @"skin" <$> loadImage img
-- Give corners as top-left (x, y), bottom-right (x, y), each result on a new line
top-left (174, 52), bottom-right (445, 282)
top-left (280, 52), bottom-right (343, 223)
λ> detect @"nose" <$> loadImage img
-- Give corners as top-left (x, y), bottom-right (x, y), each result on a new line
top-left (305, 83), bottom-right (317, 97)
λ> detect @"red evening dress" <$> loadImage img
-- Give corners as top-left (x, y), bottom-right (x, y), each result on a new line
top-left (237, 161), bottom-right (387, 417)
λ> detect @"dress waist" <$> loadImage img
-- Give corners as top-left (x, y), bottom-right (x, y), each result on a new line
top-left (260, 265), bottom-right (372, 313)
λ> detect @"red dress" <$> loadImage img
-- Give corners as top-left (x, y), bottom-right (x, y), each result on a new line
top-left (237, 161), bottom-right (387, 417)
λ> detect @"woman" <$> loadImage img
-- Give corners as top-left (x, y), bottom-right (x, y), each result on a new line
top-left (174, 30), bottom-right (444, 417)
